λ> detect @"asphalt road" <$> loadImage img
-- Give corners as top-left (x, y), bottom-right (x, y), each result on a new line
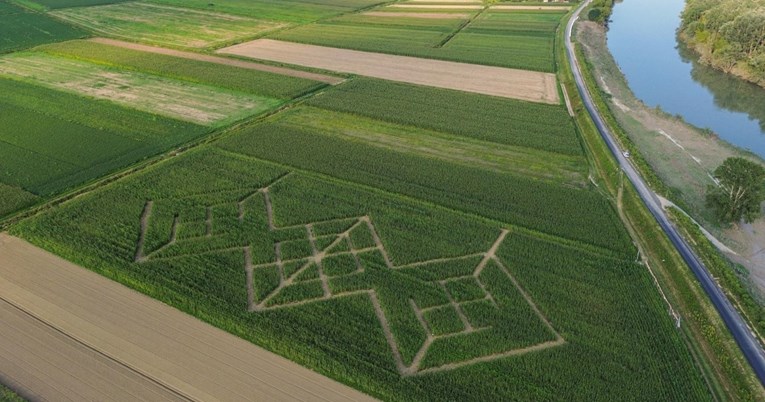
top-left (0, 233), bottom-right (377, 401)
top-left (565, 0), bottom-right (765, 387)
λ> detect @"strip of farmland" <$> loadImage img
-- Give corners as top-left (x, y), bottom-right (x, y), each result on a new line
top-left (361, 11), bottom-right (470, 19)
top-left (0, 53), bottom-right (280, 126)
top-left (0, 233), bottom-right (376, 402)
top-left (218, 39), bottom-right (559, 104)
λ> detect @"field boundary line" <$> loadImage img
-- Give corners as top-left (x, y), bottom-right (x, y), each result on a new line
top-left (86, 38), bottom-right (344, 84)
top-left (434, 6), bottom-right (486, 48)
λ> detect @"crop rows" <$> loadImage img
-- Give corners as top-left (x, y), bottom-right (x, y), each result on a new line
top-left (0, 77), bottom-right (206, 197)
top-left (147, 0), bottom-right (386, 23)
top-left (217, 122), bottom-right (633, 255)
top-left (307, 78), bottom-right (582, 156)
top-left (40, 40), bottom-right (326, 99)
top-left (272, 10), bottom-right (563, 71)
top-left (10, 148), bottom-right (710, 400)
top-left (0, 1), bottom-right (85, 53)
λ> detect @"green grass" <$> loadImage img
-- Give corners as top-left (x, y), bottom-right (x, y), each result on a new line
top-left (307, 78), bottom-right (582, 156)
top-left (0, 1), bottom-right (86, 53)
top-left (0, 183), bottom-right (38, 218)
top-left (0, 382), bottom-right (24, 402)
top-left (51, 2), bottom-right (284, 49)
top-left (269, 106), bottom-right (587, 184)
top-left (0, 52), bottom-right (282, 126)
top-left (147, 0), bottom-right (386, 23)
top-left (19, 0), bottom-right (131, 9)
top-left (271, 10), bottom-right (564, 71)
top-left (0, 77), bottom-right (206, 196)
top-left (216, 120), bottom-right (633, 255)
top-left (9, 146), bottom-right (711, 400)
top-left (39, 40), bottom-right (327, 99)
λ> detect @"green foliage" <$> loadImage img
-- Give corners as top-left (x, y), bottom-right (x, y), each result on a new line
top-left (272, 10), bottom-right (564, 72)
top-left (0, 183), bottom-right (38, 218)
top-left (422, 306), bottom-right (464, 335)
top-left (586, 0), bottom-right (613, 24)
top-left (0, 2), bottom-right (85, 53)
top-left (39, 40), bottom-right (326, 99)
top-left (706, 157), bottom-right (765, 223)
top-left (307, 78), bottom-right (582, 156)
top-left (0, 383), bottom-right (24, 402)
top-left (668, 207), bottom-right (765, 339)
top-left (217, 122), bottom-right (633, 255)
top-left (21, 0), bottom-right (131, 9)
top-left (0, 78), bottom-right (206, 198)
top-left (681, 0), bottom-right (765, 86)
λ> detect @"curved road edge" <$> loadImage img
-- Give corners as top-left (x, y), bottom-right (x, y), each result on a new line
top-left (565, 0), bottom-right (765, 387)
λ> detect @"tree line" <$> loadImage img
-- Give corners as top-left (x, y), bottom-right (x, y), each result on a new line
top-left (680, 0), bottom-right (765, 87)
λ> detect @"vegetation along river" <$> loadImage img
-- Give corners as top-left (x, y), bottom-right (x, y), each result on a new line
top-left (607, 0), bottom-right (765, 159)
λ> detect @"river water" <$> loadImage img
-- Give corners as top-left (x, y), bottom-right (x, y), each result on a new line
top-left (606, 0), bottom-right (765, 159)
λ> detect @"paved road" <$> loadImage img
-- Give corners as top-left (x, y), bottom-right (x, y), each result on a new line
top-left (0, 233), bottom-right (377, 402)
top-left (565, 0), bottom-right (765, 387)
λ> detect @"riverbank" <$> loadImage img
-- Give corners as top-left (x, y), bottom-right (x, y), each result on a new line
top-left (679, 31), bottom-right (765, 90)
top-left (575, 21), bottom-right (765, 296)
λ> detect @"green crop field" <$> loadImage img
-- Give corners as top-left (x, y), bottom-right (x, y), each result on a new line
top-left (146, 0), bottom-right (386, 23)
top-left (39, 40), bottom-right (326, 99)
top-left (19, 0), bottom-right (132, 9)
top-left (0, 39), bottom-right (326, 217)
top-left (272, 9), bottom-right (565, 71)
top-left (11, 144), bottom-right (710, 400)
top-left (0, 0), bottom-right (742, 399)
top-left (0, 1), bottom-right (85, 53)
top-left (51, 2), bottom-right (285, 48)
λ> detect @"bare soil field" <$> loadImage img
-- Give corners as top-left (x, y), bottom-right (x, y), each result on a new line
top-left (0, 233), bottom-right (376, 402)
top-left (491, 5), bottom-right (571, 10)
top-left (387, 4), bottom-right (483, 9)
top-left (362, 11), bottom-right (470, 18)
top-left (218, 40), bottom-right (560, 104)
top-left (89, 38), bottom-right (344, 84)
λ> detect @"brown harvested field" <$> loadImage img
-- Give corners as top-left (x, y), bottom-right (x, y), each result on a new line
top-left (362, 11), bottom-right (470, 18)
top-left (0, 233), bottom-right (377, 402)
top-left (89, 38), bottom-right (343, 85)
top-left (387, 4), bottom-right (483, 9)
top-left (491, 5), bottom-right (571, 10)
top-left (218, 40), bottom-right (560, 104)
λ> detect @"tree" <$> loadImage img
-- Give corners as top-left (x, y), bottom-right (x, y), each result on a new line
top-left (706, 157), bottom-right (765, 224)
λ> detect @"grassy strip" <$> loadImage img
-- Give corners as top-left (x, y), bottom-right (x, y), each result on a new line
top-left (37, 40), bottom-right (326, 99)
top-left (564, 7), bottom-right (764, 399)
top-left (307, 78), bottom-right (582, 156)
top-left (668, 207), bottom-right (765, 345)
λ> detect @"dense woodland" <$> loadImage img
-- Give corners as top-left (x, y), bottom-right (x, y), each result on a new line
top-left (680, 0), bottom-right (765, 87)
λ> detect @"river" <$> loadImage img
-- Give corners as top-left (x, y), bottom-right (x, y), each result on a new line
top-left (606, 0), bottom-right (765, 159)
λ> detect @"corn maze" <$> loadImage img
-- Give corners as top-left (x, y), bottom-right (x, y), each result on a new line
top-left (134, 173), bottom-right (564, 375)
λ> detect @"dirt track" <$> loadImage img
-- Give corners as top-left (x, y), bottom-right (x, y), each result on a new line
top-left (218, 40), bottom-right (560, 104)
top-left (89, 38), bottom-right (344, 84)
top-left (387, 4), bottom-right (483, 9)
top-left (0, 233), bottom-right (376, 402)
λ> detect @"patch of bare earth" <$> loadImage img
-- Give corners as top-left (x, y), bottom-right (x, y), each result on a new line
top-left (89, 38), bottom-right (343, 84)
top-left (362, 11), bottom-right (470, 18)
top-left (576, 20), bottom-right (765, 295)
top-left (218, 39), bottom-right (560, 104)
top-left (0, 233), bottom-right (376, 401)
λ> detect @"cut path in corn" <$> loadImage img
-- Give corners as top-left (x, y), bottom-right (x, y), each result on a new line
top-left (0, 233), bottom-right (377, 402)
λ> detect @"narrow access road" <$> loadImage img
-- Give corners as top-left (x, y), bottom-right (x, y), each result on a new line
top-left (0, 233), bottom-right (377, 402)
top-left (565, 0), bottom-right (765, 387)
